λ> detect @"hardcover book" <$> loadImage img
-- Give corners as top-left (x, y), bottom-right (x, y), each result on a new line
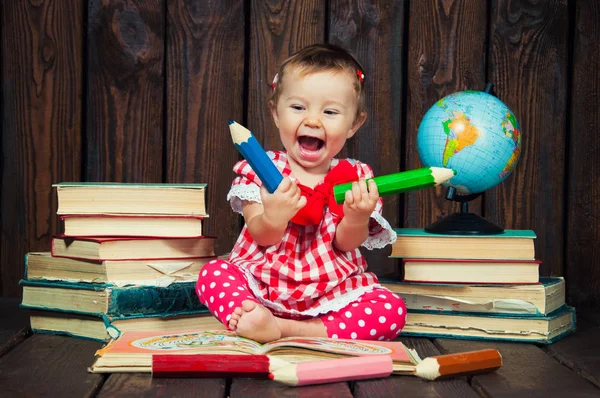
top-left (61, 214), bottom-right (205, 238)
top-left (51, 236), bottom-right (215, 261)
top-left (88, 329), bottom-right (421, 374)
top-left (379, 277), bottom-right (565, 316)
top-left (402, 305), bottom-right (575, 344)
top-left (25, 252), bottom-right (214, 286)
top-left (402, 258), bottom-right (541, 284)
top-left (29, 309), bottom-right (224, 342)
top-left (53, 182), bottom-right (207, 216)
top-left (20, 280), bottom-right (204, 317)
top-left (390, 228), bottom-right (536, 260)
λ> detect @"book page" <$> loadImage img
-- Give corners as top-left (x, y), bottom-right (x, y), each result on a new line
top-left (403, 294), bottom-right (539, 314)
top-left (262, 337), bottom-right (413, 363)
top-left (131, 331), bottom-right (263, 354)
top-left (95, 330), bottom-right (414, 364)
top-left (96, 330), bottom-right (263, 356)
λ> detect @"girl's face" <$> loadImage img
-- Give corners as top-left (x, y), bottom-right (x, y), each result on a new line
top-left (271, 69), bottom-right (366, 174)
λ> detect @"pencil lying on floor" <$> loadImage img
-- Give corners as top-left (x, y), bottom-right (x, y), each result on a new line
top-left (271, 348), bottom-right (502, 386)
top-left (229, 120), bottom-right (283, 193)
top-left (413, 348), bottom-right (502, 381)
top-left (152, 354), bottom-right (287, 378)
top-left (152, 349), bottom-right (501, 385)
top-left (333, 167), bottom-right (457, 204)
top-left (270, 355), bottom-right (393, 386)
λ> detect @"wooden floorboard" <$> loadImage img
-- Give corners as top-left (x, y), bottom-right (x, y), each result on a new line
top-left (98, 373), bottom-right (227, 397)
top-left (2, 297), bottom-right (600, 397)
top-left (0, 334), bottom-right (105, 396)
top-left (0, 297), bottom-right (30, 358)
top-left (437, 337), bottom-right (600, 398)
top-left (230, 378), bottom-right (353, 397)
top-left (354, 337), bottom-right (481, 398)
top-left (544, 313), bottom-right (600, 388)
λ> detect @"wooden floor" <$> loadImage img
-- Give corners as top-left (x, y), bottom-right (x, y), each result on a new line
top-left (1, 298), bottom-right (599, 397)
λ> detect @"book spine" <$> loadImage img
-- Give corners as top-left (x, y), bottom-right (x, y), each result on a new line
top-left (398, 331), bottom-right (553, 343)
top-left (30, 328), bottom-right (107, 343)
top-left (107, 283), bottom-right (204, 317)
top-left (545, 280), bottom-right (566, 314)
top-left (23, 253), bottom-right (30, 279)
top-left (400, 322), bottom-right (576, 345)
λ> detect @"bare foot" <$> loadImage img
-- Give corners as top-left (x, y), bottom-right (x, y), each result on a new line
top-left (235, 300), bottom-right (281, 343)
top-left (228, 307), bottom-right (243, 330)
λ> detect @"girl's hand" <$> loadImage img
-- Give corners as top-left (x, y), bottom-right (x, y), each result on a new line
top-left (260, 177), bottom-right (307, 226)
top-left (343, 178), bottom-right (378, 226)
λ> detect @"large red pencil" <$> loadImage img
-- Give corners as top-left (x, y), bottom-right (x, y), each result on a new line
top-left (152, 354), bottom-right (287, 378)
top-left (269, 355), bottom-right (393, 386)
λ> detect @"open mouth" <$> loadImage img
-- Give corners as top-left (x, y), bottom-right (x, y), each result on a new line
top-left (298, 136), bottom-right (324, 152)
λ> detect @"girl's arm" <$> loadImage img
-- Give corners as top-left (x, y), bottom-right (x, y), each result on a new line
top-left (242, 177), bottom-right (307, 247)
top-left (334, 217), bottom-right (370, 252)
top-left (242, 200), bottom-right (288, 246)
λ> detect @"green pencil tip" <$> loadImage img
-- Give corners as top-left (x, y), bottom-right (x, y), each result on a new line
top-left (452, 169), bottom-right (457, 176)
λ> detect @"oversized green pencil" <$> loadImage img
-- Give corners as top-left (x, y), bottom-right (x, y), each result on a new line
top-left (333, 167), bottom-right (457, 204)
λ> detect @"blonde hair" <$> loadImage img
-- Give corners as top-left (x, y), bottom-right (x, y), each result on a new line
top-left (269, 44), bottom-right (366, 118)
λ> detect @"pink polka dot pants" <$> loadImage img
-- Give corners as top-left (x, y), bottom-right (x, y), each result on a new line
top-left (195, 259), bottom-right (258, 328)
top-left (196, 259), bottom-right (407, 341)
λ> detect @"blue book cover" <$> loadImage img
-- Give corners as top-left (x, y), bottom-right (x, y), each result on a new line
top-left (20, 279), bottom-right (204, 317)
top-left (393, 228), bottom-right (536, 238)
top-left (29, 307), bottom-right (215, 342)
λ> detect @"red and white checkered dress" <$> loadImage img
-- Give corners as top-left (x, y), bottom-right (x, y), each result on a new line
top-left (226, 151), bottom-right (397, 317)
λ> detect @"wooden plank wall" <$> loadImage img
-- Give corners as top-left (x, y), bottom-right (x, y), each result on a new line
top-left (1, 0), bottom-right (599, 308)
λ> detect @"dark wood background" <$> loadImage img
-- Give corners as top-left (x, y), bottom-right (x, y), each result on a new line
top-left (1, 0), bottom-right (598, 308)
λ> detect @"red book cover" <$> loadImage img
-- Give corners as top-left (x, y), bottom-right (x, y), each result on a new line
top-left (52, 235), bottom-right (215, 242)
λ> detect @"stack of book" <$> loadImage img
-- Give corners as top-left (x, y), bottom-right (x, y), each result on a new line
top-left (386, 228), bottom-right (575, 344)
top-left (21, 183), bottom-right (224, 341)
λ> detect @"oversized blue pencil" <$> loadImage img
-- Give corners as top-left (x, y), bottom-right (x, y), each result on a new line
top-left (229, 121), bottom-right (283, 193)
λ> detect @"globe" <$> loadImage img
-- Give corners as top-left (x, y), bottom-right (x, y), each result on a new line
top-left (417, 90), bottom-right (521, 195)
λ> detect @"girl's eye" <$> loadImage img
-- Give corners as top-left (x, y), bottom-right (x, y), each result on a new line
top-left (291, 105), bottom-right (304, 111)
top-left (324, 110), bottom-right (339, 115)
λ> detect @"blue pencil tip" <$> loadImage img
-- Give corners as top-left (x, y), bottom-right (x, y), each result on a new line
top-left (229, 120), bottom-right (236, 125)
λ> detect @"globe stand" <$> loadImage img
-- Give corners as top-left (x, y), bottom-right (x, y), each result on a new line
top-left (424, 187), bottom-right (504, 235)
top-left (424, 82), bottom-right (505, 235)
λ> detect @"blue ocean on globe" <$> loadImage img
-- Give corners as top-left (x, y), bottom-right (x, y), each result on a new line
top-left (417, 90), bottom-right (522, 195)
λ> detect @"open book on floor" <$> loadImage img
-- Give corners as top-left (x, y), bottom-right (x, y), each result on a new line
top-left (89, 329), bottom-right (421, 374)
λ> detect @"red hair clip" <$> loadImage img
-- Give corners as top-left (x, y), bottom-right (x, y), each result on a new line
top-left (271, 73), bottom-right (279, 90)
top-left (356, 69), bottom-right (365, 83)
